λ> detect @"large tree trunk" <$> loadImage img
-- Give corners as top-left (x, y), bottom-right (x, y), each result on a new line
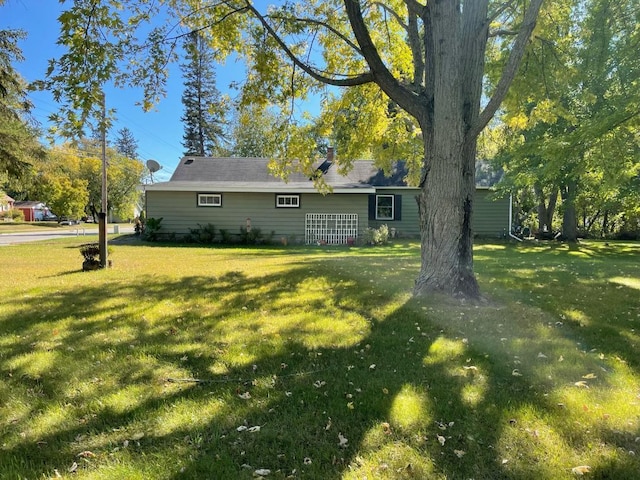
top-left (415, 141), bottom-right (479, 298)
top-left (561, 179), bottom-right (579, 242)
top-left (534, 183), bottom-right (558, 232)
top-left (412, 0), bottom-right (485, 299)
top-left (343, 0), bottom-right (543, 300)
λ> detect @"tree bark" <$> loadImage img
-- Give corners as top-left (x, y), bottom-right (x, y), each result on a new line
top-left (534, 183), bottom-right (558, 232)
top-left (561, 179), bottom-right (579, 242)
top-left (412, 0), bottom-right (485, 299)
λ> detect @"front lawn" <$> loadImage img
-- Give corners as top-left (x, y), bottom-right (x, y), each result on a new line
top-left (0, 222), bottom-right (86, 233)
top-left (0, 238), bottom-right (638, 479)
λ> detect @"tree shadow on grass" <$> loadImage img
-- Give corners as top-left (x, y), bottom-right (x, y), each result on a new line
top-left (0, 247), bottom-right (638, 479)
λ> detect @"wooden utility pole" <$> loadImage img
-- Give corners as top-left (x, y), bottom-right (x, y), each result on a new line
top-left (99, 92), bottom-right (108, 268)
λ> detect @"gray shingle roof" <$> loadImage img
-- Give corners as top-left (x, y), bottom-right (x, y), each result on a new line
top-left (168, 156), bottom-right (409, 188)
top-left (147, 156), bottom-right (496, 192)
top-left (170, 157), bottom-right (312, 183)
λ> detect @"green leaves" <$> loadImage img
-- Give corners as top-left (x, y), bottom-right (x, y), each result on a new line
top-left (491, 0), bottom-right (640, 238)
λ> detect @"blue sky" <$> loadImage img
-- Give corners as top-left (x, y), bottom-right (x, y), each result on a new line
top-left (3, 0), bottom-right (248, 181)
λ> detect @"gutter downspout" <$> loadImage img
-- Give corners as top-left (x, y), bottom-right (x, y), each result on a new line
top-left (508, 194), bottom-right (523, 242)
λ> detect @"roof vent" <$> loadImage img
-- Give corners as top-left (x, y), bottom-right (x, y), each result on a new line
top-left (184, 158), bottom-right (194, 165)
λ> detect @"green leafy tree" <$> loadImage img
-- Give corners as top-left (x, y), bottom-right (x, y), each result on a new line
top-left (225, 102), bottom-right (286, 158)
top-left (40, 175), bottom-right (88, 220)
top-left (43, 0), bottom-right (545, 299)
top-left (181, 31), bottom-right (227, 156)
top-left (73, 139), bottom-right (145, 221)
top-left (28, 146), bottom-right (88, 219)
top-left (492, 0), bottom-right (640, 241)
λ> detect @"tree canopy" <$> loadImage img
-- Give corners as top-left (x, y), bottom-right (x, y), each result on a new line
top-left (0, 26), bottom-right (44, 179)
top-left (491, 0), bottom-right (640, 240)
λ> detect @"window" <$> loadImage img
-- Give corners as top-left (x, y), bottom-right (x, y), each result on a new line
top-left (369, 194), bottom-right (402, 221)
top-left (375, 195), bottom-right (394, 220)
top-left (198, 193), bottom-right (222, 207)
top-left (276, 194), bottom-right (300, 208)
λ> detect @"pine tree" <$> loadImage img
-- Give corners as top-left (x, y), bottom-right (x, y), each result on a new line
top-left (180, 31), bottom-right (226, 157)
top-left (114, 127), bottom-right (139, 160)
top-left (0, 27), bottom-right (44, 179)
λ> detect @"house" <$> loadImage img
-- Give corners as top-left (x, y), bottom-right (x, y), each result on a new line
top-left (1, 193), bottom-right (15, 213)
top-left (144, 153), bottom-right (511, 244)
top-left (14, 201), bottom-right (52, 222)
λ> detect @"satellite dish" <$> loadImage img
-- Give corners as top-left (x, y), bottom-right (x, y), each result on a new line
top-left (146, 159), bottom-right (161, 173)
top-left (146, 159), bottom-right (162, 183)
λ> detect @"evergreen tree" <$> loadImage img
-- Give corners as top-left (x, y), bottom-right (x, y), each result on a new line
top-left (180, 31), bottom-right (226, 157)
top-left (0, 27), bottom-right (44, 179)
top-left (114, 127), bottom-right (139, 159)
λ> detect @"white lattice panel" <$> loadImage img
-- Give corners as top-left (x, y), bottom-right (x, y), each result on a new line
top-left (305, 213), bottom-right (358, 245)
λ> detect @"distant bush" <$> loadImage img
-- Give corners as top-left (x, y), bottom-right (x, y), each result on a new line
top-left (363, 224), bottom-right (390, 245)
top-left (185, 223), bottom-right (216, 244)
top-left (80, 243), bottom-right (113, 270)
top-left (0, 209), bottom-right (23, 221)
top-left (240, 226), bottom-right (263, 244)
top-left (219, 228), bottom-right (233, 244)
top-left (142, 217), bottom-right (163, 242)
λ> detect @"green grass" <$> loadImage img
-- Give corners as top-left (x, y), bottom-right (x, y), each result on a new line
top-left (0, 222), bottom-right (93, 233)
top-left (0, 237), bottom-right (638, 479)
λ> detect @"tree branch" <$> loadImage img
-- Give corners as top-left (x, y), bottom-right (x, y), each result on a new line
top-left (403, 0), bottom-right (427, 18)
top-left (370, 2), bottom-right (408, 30)
top-left (267, 14), bottom-right (364, 56)
top-left (406, 0), bottom-right (425, 90)
top-left (487, 0), bottom-right (517, 24)
top-left (471, 0), bottom-right (544, 139)
top-left (242, 1), bottom-right (374, 87)
top-left (489, 29), bottom-right (518, 37)
top-left (343, 0), bottom-right (421, 118)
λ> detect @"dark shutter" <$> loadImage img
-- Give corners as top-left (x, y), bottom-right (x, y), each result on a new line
top-left (368, 194), bottom-right (376, 220)
top-left (394, 195), bottom-right (402, 221)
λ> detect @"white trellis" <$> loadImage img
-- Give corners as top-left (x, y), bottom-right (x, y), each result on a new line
top-left (305, 213), bottom-right (358, 245)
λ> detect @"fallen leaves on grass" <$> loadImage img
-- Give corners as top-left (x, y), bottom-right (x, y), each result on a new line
top-left (571, 465), bottom-right (591, 475)
top-left (237, 425), bottom-right (261, 433)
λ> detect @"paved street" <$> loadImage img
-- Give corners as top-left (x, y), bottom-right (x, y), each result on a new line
top-left (0, 225), bottom-right (134, 246)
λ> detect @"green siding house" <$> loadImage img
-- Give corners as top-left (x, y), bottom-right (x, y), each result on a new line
top-left (144, 155), bottom-right (510, 244)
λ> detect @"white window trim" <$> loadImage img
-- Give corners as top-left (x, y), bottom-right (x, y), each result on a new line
top-left (375, 194), bottom-right (394, 220)
top-left (198, 193), bottom-right (222, 207)
top-left (276, 194), bottom-right (300, 208)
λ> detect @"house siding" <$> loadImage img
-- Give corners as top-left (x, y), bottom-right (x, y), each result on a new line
top-left (473, 189), bottom-right (510, 237)
top-left (368, 188), bottom-right (509, 238)
top-left (146, 190), bottom-right (370, 240)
